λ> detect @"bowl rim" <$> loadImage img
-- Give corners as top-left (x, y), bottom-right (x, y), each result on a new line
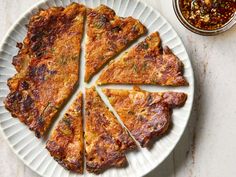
top-left (172, 0), bottom-right (236, 36)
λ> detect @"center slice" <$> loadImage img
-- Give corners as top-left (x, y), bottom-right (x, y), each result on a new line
top-left (85, 4), bottom-right (146, 82)
top-left (85, 87), bottom-right (136, 174)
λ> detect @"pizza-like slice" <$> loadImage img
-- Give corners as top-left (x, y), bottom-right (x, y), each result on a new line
top-left (4, 3), bottom-right (86, 137)
top-left (103, 86), bottom-right (187, 147)
top-left (46, 93), bottom-right (83, 173)
top-left (85, 4), bottom-right (146, 82)
top-left (97, 32), bottom-right (188, 86)
top-left (85, 87), bottom-right (136, 173)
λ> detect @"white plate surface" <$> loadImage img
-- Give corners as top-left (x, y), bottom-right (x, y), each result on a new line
top-left (0, 0), bottom-right (194, 177)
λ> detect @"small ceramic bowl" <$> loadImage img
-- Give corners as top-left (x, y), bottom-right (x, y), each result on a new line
top-left (172, 0), bottom-right (236, 36)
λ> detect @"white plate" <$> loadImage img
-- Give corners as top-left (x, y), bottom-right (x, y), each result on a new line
top-left (0, 0), bottom-right (194, 177)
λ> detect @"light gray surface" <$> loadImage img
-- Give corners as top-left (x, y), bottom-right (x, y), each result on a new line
top-left (0, 0), bottom-right (236, 177)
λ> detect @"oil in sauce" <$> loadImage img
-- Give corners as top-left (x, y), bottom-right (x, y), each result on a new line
top-left (180, 0), bottom-right (236, 30)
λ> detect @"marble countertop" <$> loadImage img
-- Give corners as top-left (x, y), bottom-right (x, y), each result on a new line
top-left (0, 0), bottom-right (236, 177)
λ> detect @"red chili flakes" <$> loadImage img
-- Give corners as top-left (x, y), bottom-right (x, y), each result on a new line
top-left (180, 0), bottom-right (236, 30)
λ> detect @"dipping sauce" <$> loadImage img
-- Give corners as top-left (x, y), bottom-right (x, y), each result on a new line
top-left (179, 0), bottom-right (236, 30)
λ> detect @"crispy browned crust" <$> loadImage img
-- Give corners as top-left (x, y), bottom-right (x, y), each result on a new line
top-left (46, 93), bottom-right (84, 173)
top-left (4, 3), bottom-right (86, 138)
top-left (103, 86), bottom-right (187, 147)
top-left (85, 87), bottom-right (136, 174)
top-left (85, 4), bottom-right (147, 82)
top-left (97, 32), bottom-right (188, 86)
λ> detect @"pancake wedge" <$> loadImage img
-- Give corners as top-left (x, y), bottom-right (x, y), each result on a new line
top-left (97, 32), bottom-right (188, 86)
top-left (85, 87), bottom-right (136, 174)
top-left (4, 3), bottom-right (86, 137)
top-left (103, 86), bottom-right (187, 147)
top-left (85, 4), bottom-right (146, 82)
top-left (46, 93), bottom-right (83, 173)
